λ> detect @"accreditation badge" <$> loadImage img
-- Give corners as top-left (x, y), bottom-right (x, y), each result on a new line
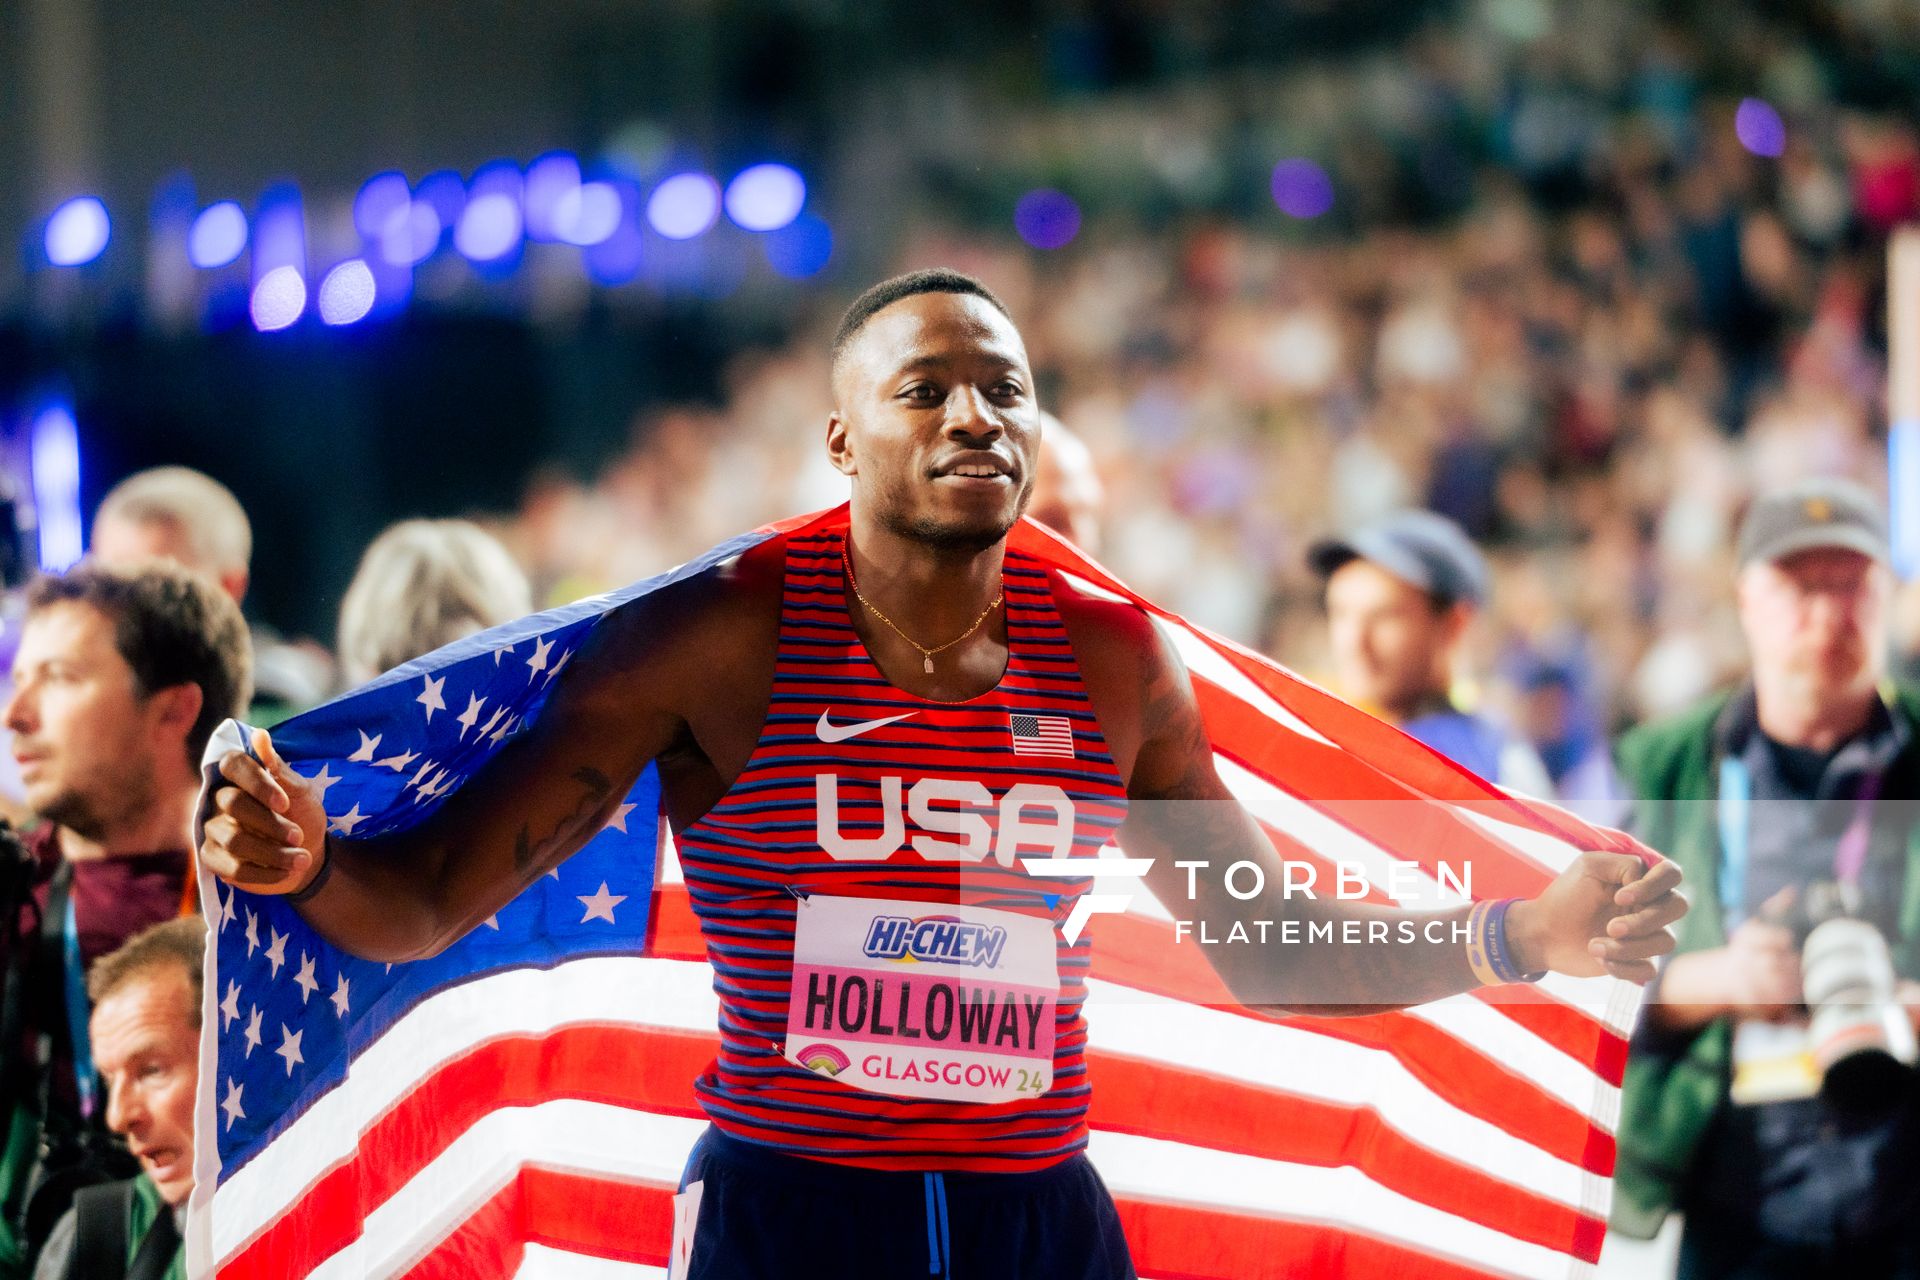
top-left (783, 894), bottom-right (1059, 1104)
top-left (1730, 1019), bottom-right (1820, 1105)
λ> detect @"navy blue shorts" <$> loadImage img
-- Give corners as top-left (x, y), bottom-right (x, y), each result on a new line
top-left (674, 1127), bottom-right (1137, 1279)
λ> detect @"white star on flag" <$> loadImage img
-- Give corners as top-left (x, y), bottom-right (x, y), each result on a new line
top-left (331, 973), bottom-right (352, 1017)
top-left (219, 980), bottom-right (241, 1031)
top-left (543, 649), bottom-right (572, 683)
top-left (221, 1078), bottom-right (245, 1131)
top-left (214, 887), bottom-right (233, 933)
top-left (329, 803), bottom-right (368, 835)
top-left (275, 1026), bottom-right (304, 1076)
top-left (348, 730), bottom-right (382, 763)
top-left (482, 914), bottom-right (499, 930)
top-left (301, 763), bottom-right (341, 807)
top-left (576, 882), bottom-right (627, 924)
top-left (244, 909), bottom-right (259, 958)
top-left (492, 641), bottom-right (514, 664)
top-left (478, 706), bottom-right (506, 739)
top-left (293, 953), bottom-right (320, 1004)
top-left (242, 1006), bottom-right (262, 1058)
top-left (264, 928), bottom-right (288, 978)
top-left (407, 759), bottom-right (439, 792)
top-left (456, 693), bottom-right (486, 740)
top-left (605, 804), bottom-right (636, 834)
top-left (489, 715), bottom-right (517, 745)
top-left (416, 674), bottom-right (447, 722)
top-left (526, 635), bottom-right (554, 680)
top-left (375, 749), bottom-right (420, 773)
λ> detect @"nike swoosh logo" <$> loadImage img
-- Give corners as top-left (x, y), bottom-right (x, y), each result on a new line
top-left (815, 709), bottom-right (918, 743)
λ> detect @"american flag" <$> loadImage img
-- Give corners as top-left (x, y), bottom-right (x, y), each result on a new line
top-left (188, 506), bottom-right (1654, 1279)
top-left (1008, 711), bottom-right (1076, 759)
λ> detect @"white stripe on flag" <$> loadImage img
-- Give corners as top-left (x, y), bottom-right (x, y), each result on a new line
top-left (210, 957), bottom-right (718, 1259)
top-left (1084, 980), bottom-right (1596, 1212)
top-left (211, 952), bottom-right (1607, 1266)
top-left (1087, 1130), bottom-right (1582, 1280)
top-left (301, 1104), bottom-right (700, 1280)
top-left (515, 1245), bottom-right (670, 1280)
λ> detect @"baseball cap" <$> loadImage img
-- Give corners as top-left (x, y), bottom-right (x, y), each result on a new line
top-left (1307, 510), bottom-right (1489, 608)
top-left (1736, 478), bottom-right (1889, 567)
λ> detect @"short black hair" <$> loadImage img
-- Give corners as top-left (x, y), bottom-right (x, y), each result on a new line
top-left (28, 562), bottom-right (253, 768)
top-left (830, 269), bottom-right (1011, 367)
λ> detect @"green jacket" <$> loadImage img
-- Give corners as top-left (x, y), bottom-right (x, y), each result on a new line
top-left (1609, 682), bottom-right (1920, 1238)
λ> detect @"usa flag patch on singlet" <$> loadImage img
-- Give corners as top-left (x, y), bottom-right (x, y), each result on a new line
top-left (1009, 712), bottom-right (1075, 759)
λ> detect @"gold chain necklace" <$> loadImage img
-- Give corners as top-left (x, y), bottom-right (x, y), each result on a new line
top-left (842, 549), bottom-right (1003, 674)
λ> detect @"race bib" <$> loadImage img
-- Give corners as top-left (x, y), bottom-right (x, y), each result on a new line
top-left (784, 894), bottom-right (1058, 1104)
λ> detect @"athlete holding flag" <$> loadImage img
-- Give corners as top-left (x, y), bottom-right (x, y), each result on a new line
top-left (199, 270), bottom-right (1684, 1278)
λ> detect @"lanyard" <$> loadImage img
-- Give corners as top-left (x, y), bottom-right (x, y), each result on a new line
top-left (62, 892), bottom-right (98, 1117)
top-left (1717, 754), bottom-right (1883, 930)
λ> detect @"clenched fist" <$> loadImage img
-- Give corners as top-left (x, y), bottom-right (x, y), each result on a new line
top-left (1507, 850), bottom-right (1687, 984)
top-left (200, 727), bottom-right (328, 895)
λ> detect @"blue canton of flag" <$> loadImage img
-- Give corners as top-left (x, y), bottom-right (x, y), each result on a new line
top-left (188, 528), bottom-right (775, 1278)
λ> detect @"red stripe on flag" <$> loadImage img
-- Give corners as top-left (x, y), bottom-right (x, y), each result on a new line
top-left (1113, 1197), bottom-right (1531, 1280)
top-left (394, 1169), bottom-right (676, 1280)
top-left (221, 1019), bottom-right (1600, 1279)
top-left (216, 1026), bottom-right (715, 1280)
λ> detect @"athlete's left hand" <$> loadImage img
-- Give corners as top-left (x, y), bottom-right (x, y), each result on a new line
top-left (1506, 853), bottom-right (1686, 983)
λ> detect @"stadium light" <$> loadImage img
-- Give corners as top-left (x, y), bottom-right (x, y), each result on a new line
top-left (45, 197), bottom-right (111, 266)
top-left (188, 202), bottom-right (249, 269)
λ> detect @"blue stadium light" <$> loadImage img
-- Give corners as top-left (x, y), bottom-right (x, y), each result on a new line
top-left (555, 182), bottom-right (623, 247)
top-left (414, 170), bottom-right (467, 245)
top-left (188, 202), bottom-right (249, 268)
top-left (646, 173), bottom-right (720, 240)
top-left (455, 162), bottom-right (524, 264)
top-left (455, 194), bottom-right (523, 262)
top-left (524, 151), bottom-right (582, 242)
top-left (378, 202), bottom-right (442, 267)
top-left (1271, 158), bottom-right (1334, 218)
top-left (318, 259), bottom-right (377, 326)
top-left (1013, 190), bottom-right (1080, 250)
top-left (249, 265), bottom-right (307, 331)
top-left (353, 172), bottom-right (412, 243)
top-left (583, 182), bottom-right (645, 284)
top-left (29, 402), bottom-right (82, 572)
top-left (763, 213), bottom-right (833, 279)
top-left (44, 197), bottom-right (111, 266)
top-left (724, 164), bottom-right (806, 232)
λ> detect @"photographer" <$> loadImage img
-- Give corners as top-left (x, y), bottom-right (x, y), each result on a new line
top-left (0, 565), bottom-right (250, 1277)
top-left (1613, 479), bottom-right (1920, 1276)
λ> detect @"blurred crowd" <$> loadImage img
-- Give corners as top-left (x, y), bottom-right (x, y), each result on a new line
top-left (494, 1), bottom-right (1920, 816)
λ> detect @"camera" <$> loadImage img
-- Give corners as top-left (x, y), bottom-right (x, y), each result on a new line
top-left (1794, 881), bottom-right (1918, 1115)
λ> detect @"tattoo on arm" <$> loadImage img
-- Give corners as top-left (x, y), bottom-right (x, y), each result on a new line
top-left (511, 765), bottom-right (616, 882)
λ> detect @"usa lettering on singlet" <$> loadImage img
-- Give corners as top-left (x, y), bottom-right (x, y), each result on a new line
top-left (674, 523), bottom-right (1128, 1172)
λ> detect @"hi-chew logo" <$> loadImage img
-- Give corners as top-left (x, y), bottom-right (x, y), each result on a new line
top-left (862, 914), bottom-right (1009, 968)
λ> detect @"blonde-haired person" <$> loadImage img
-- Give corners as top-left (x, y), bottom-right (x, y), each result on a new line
top-left (337, 519), bottom-right (534, 687)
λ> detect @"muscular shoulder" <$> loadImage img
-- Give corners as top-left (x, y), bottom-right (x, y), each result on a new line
top-left (1048, 570), bottom-right (1190, 790)
top-left (560, 537), bottom-right (784, 718)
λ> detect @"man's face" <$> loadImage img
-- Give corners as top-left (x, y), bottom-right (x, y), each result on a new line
top-left (1324, 559), bottom-right (1465, 718)
top-left (827, 292), bottom-right (1041, 553)
top-left (92, 970), bottom-right (199, 1206)
top-left (1737, 547), bottom-right (1887, 696)
top-left (4, 602), bottom-right (163, 838)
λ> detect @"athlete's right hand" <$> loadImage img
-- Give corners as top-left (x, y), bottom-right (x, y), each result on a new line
top-left (201, 727), bottom-right (328, 895)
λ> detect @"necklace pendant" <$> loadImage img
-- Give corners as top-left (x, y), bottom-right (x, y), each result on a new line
top-left (922, 654), bottom-right (935, 674)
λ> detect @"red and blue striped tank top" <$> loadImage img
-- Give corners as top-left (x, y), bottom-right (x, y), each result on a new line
top-left (675, 524), bottom-right (1129, 1172)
